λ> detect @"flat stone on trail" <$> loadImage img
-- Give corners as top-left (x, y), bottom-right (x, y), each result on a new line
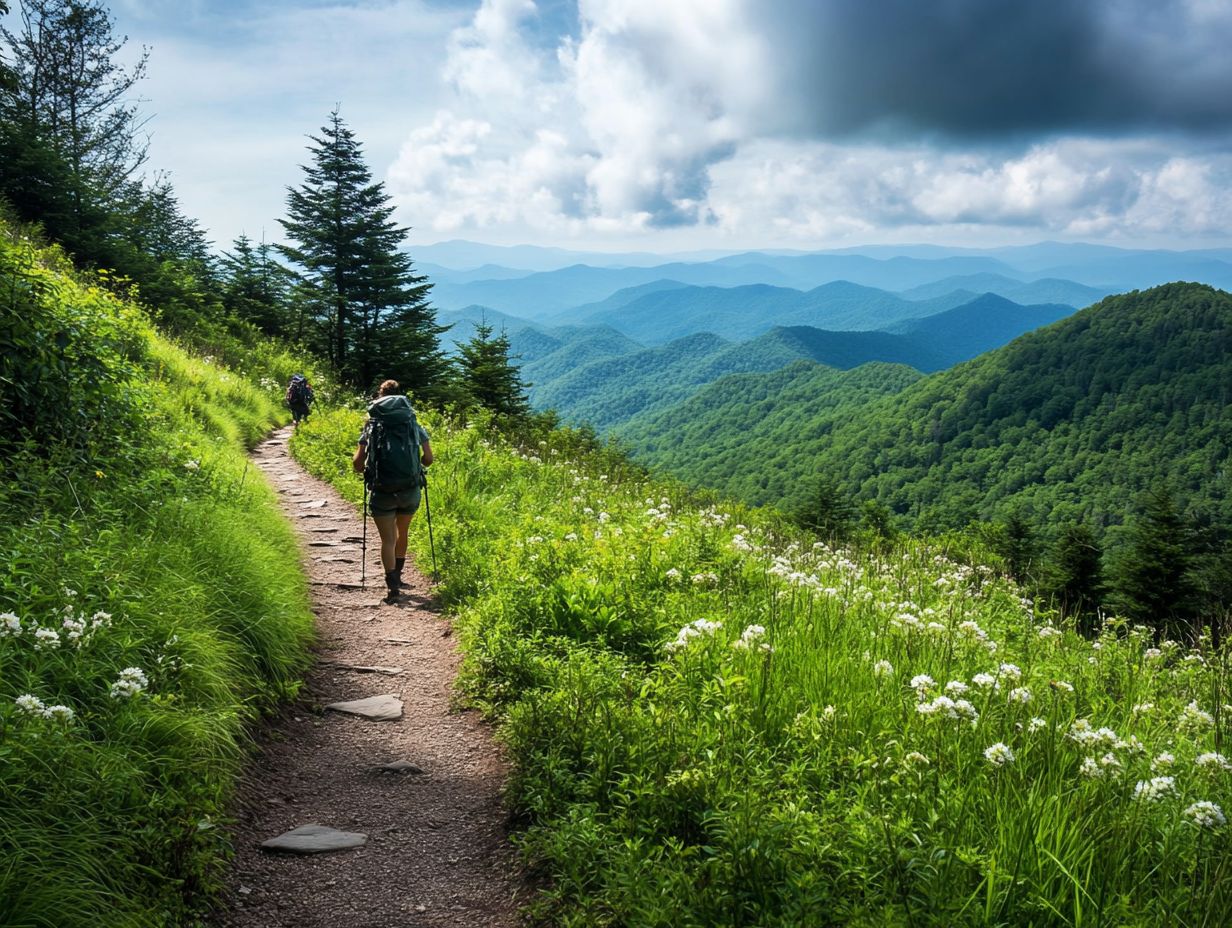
top-left (322, 661), bottom-right (404, 675)
top-left (260, 824), bottom-right (368, 854)
top-left (300, 499), bottom-right (328, 508)
top-left (373, 761), bottom-right (424, 775)
top-left (324, 694), bottom-right (403, 720)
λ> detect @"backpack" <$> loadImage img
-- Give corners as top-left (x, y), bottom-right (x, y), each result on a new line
top-left (285, 374), bottom-right (313, 406)
top-left (364, 395), bottom-right (423, 492)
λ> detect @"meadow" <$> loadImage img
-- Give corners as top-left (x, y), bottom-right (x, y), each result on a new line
top-left (296, 408), bottom-right (1232, 927)
top-left (0, 225), bottom-right (318, 926)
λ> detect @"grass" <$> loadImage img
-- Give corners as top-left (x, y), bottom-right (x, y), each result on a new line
top-left (295, 409), bottom-right (1232, 927)
top-left (0, 222), bottom-right (317, 926)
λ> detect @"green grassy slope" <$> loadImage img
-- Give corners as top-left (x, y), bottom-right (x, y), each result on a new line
top-left (0, 226), bottom-right (317, 926)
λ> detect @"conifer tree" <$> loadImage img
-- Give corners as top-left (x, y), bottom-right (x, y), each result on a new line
top-left (1047, 523), bottom-right (1103, 628)
top-left (1111, 488), bottom-right (1196, 640)
top-left (278, 108), bottom-right (449, 396)
top-left (220, 234), bottom-right (294, 336)
top-left (457, 320), bottom-right (531, 420)
top-left (1, 0), bottom-right (149, 218)
top-left (793, 476), bottom-right (855, 542)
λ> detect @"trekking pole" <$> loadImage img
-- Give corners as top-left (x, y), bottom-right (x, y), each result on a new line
top-left (423, 471), bottom-right (439, 583)
top-left (361, 480), bottom-right (369, 589)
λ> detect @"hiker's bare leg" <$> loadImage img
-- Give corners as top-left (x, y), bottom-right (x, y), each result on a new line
top-left (373, 514), bottom-right (398, 572)
top-left (395, 513), bottom-right (413, 559)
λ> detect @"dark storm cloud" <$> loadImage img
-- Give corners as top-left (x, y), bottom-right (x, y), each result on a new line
top-left (765, 0), bottom-right (1232, 139)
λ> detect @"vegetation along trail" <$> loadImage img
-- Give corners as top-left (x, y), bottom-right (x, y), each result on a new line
top-left (213, 427), bottom-right (524, 927)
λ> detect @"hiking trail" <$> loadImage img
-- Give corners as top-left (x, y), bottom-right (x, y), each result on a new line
top-left (212, 427), bottom-right (525, 927)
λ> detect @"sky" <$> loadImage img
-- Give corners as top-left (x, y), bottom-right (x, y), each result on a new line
top-left (85, 0), bottom-right (1232, 254)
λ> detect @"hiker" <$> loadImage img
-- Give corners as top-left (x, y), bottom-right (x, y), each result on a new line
top-left (285, 373), bottom-right (315, 428)
top-left (353, 379), bottom-right (433, 599)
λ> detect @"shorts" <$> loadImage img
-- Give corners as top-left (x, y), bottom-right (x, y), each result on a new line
top-left (369, 485), bottom-right (421, 517)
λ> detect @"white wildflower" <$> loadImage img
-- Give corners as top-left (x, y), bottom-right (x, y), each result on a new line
top-left (1196, 752), bottom-right (1232, 771)
top-left (15, 694), bottom-right (46, 716)
top-left (690, 572), bottom-right (719, 587)
top-left (0, 612), bottom-right (21, 637)
top-left (1179, 701), bottom-right (1215, 732)
top-left (43, 704), bottom-right (75, 722)
top-left (184, 460), bottom-right (200, 471)
top-left (1184, 801), bottom-right (1227, 829)
top-left (984, 743), bottom-right (1015, 767)
top-left (1037, 626), bottom-right (1062, 640)
top-left (1151, 752), bottom-right (1176, 773)
top-left (909, 674), bottom-right (936, 694)
top-left (665, 568), bottom-right (681, 582)
top-left (945, 680), bottom-right (969, 696)
top-left (873, 659), bottom-right (894, 677)
top-left (1008, 687), bottom-right (1031, 705)
top-left (998, 663), bottom-right (1022, 682)
top-left (1050, 680), bottom-right (1075, 694)
top-left (1080, 756), bottom-right (1103, 779)
top-left (904, 751), bottom-right (930, 766)
top-left (1027, 717), bottom-right (1048, 733)
top-left (1133, 776), bottom-right (1177, 803)
top-left (109, 667), bottom-right (148, 699)
top-left (732, 624), bottom-right (768, 651)
top-left (972, 672), bottom-right (998, 690)
top-left (33, 627), bottom-right (61, 650)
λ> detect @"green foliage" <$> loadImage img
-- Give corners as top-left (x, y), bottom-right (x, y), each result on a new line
top-left (296, 410), bottom-right (1232, 927)
top-left (455, 320), bottom-right (531, 421)
top-left (0, 223), bottom-right (315, 925)
top-left (278, 108), bottom-right (450, 398)
top-left (626, 283), bottom-right (1232, 541)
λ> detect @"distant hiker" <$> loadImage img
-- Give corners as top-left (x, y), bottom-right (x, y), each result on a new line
top-left (285, 373), bottom-right (315, 428)
top-left (353, 379), bottom-right (433, 600)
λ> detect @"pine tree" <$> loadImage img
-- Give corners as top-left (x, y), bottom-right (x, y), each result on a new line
top-left (1047, 523), bottom-right (1103, 629)
top-left (457, 320), bottom-right (531, 420)
top-left (997, 511), bottom-right (1037, 584)
top-left (1, 0), bottom-right (149, 219)
top-left (278, 108), bottom-right (449, 396)
top-left (220, 234), bottom-right (294, 336)
top-left (1111, 488), bottom-right (1196, 640)
top-left (793, 476), bottom-right (855, 542)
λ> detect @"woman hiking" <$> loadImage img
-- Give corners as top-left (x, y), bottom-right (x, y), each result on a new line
top-left (352, 380), bottom-right (434, 600)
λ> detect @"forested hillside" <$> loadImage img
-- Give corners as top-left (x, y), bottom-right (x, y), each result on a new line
top-left (624, 283), bottom-right (1232, 538)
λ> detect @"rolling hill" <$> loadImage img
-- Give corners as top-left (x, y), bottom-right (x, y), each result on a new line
top-left (620, 282), bottom-right (1232, 534)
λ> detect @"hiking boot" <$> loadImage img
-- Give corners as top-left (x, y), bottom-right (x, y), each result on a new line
top-left (384, 569), bottom-right (400, 601)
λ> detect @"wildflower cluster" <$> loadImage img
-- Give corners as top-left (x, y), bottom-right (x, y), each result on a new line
top-left (109, 667), bottom-right (149, 699)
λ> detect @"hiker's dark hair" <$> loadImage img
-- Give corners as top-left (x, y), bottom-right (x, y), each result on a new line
top-left (376, 379), bottom-right (401, 397)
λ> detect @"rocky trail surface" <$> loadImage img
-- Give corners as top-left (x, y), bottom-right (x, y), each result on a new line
top-left (212, 427), bottom-right (524, 927)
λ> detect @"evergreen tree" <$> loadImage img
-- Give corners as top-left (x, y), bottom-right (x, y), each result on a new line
top-left (457, 320), bottom-right (531, 420)
top-left (220, 233), bottom-right (294, 336)
top-left (1, 0), bottom-right (149, 228)
top-left (278, 108), bottom-right (449, 396)
top-left (793, 475), bottom-right (855, 542)
top-left (1111, 488), bottom-right (1197, 640)
top-left (1047, 523), bottom-right (1103, 629)
top-left (996, 510), bottom-right (1037, 584)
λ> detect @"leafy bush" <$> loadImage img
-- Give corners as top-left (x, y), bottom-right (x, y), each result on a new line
top-left (296, 412), bottom-right (1232, 927)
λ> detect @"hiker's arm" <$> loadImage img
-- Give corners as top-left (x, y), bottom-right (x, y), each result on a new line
top-left (352, 443), bottom-right (366, 474)
top-left (420, 439), bottom-right (434, 468)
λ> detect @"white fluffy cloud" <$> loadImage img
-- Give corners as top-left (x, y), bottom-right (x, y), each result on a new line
top-left (384, 0), bottom-right (1232, 248)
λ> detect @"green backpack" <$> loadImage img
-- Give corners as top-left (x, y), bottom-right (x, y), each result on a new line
top-left (364, 395), bottom-right (423, 492)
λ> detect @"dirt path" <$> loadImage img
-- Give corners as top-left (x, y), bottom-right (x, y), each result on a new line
top-left (212, 427), bottom-right (525, 928)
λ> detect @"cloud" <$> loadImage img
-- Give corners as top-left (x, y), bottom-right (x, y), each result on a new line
top-left (379, 0), bottom-right (1232, 247)
top-left (763, 0), bottom-right (1232, 139)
